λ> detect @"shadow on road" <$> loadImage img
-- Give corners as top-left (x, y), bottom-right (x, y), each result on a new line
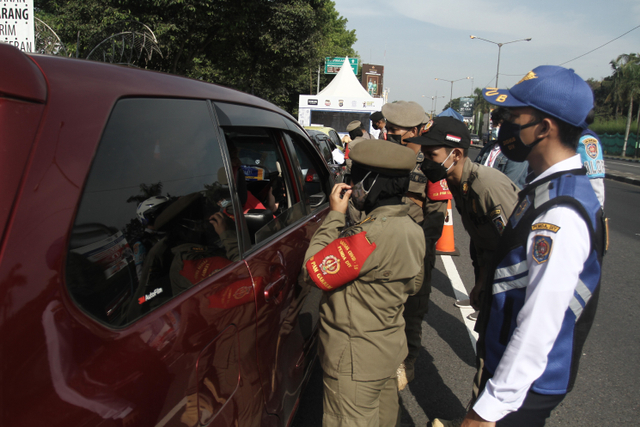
top-left (428, 268), bottom-right (476, 368)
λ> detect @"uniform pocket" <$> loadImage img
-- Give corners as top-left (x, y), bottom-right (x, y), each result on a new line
top-left (372, 269), bottom-right (392, 281)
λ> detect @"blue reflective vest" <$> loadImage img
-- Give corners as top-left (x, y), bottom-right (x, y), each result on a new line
top-left (479, 169), bottom-right (606, 395)
top-left (577, 129), bottom-right (605, 179)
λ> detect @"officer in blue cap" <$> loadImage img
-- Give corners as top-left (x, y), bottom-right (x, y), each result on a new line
top-left (457, 66), bottom-right (607, 427)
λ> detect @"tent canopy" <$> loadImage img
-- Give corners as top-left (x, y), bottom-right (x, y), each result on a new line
top-left (317, 56), bottom-right (373, 99)
top-left (437, 108), bottom-right (464, 121)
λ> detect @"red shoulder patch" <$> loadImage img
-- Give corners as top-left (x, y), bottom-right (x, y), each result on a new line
top-left (306, 232), bottom-right (376, 291)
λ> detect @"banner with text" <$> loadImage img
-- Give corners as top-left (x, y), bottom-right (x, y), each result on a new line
top-left (1, 0), bottom-right (34, 52)
top-left (459, 97), bottom-right (475, 118)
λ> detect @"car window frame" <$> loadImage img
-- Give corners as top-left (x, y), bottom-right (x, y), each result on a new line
top-left (65, 96), bottom-right (244, 328)
top-left (211, 101), bottom-right (327, 256)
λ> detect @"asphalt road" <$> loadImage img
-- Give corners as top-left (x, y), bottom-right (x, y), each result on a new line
top-left (605, 158), bottom-right (640, 176)
top-left (291, 155), bottom-right (640, 427)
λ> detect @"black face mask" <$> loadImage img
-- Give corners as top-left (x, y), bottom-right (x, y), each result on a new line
top-left (420, 159), bottom-right (448, 183)
top-left (387, 133), bottom-right (403, 145)
top-left (420, 149), bottom-right (455, 183)
top-left (497, 120), bottom-right (542, 162)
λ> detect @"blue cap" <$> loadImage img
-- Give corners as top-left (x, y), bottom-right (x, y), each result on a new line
top-left (482, 65), bottom-right (594, 128)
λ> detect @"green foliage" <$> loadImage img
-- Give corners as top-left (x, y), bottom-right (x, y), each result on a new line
top-left (589, 117), bottom-right (632, 135)
top-left (35, 0), bottom-right (358, 113)
top-left (442, 98), bottom-right (460, 112)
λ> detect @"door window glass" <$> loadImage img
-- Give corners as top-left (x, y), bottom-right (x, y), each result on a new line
top-left (66, 98), bottom-right (239, 326)
top-left (286, 132), bottom-right (331, 211)
top-left (221, 127), bottom-right (304, 248)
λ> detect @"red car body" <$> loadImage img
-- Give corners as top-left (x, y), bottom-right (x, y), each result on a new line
top-left (0, 43), bottom-right (331, 427)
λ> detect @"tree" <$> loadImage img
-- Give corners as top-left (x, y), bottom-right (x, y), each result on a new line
top-left (472, 88), bottom-right (491, 136)
top-left (608, 53), bottom-right (640, 156)
top-left (442, 98), bottom-right (461, 112)
top-left (35, 0), bottom-right (358, 113)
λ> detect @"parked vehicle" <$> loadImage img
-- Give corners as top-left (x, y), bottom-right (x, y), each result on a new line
top-left (0, 44), bottom-right (333, 427)
top-left (470, 133), bottom-right (481, 145)
top-left (304, 125), bottom-right (344, 152)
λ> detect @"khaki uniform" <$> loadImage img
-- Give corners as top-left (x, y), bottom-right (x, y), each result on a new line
top-left (402, 151), bottom-right (427, 223)
top-left (345, 137), bottom-right (365, 172)
top-left (402, 196), bottom-right (447, 363)
top-left (305, 205), bottom-right (425, 427)
top-left (401, 151), bottom-right (448, 363)
top-left (451, 157), bottom-right (519, 271)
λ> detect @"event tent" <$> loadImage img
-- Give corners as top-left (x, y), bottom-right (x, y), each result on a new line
top-left (298, 57), bottom-right (384, 135)
top-left (437, 107), bottom-right (465, 121)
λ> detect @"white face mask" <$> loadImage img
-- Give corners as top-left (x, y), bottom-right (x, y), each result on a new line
top-left (442, 149), bottom-right (456, 172)
top-left (351, 171), bottom-right (378, 210)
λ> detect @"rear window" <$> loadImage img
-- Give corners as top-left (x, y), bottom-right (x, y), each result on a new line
top-left (66, 98), bottom-right (237, 326)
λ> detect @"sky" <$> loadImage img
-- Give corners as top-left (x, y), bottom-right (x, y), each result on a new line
top-left (331, 0), bottom-right (640, 114)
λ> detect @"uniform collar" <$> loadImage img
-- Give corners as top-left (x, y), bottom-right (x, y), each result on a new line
top-left (369, 203), bottom-right (410, 218)
top-left (453, 157), bottom-right (476, 197)
top-left (530, 154), bottom-right (582, 184)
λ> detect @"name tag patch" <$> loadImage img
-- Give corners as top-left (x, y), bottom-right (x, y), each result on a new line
top-left (531, 222), bottom-right (560, 233)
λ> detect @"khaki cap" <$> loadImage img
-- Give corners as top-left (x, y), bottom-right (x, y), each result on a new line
top-left (349, 139), bottom-right (416, 176)
top-left (346, 120), bottom-right (362, 132)
top-left (382, 101), bottom-right (426, 127)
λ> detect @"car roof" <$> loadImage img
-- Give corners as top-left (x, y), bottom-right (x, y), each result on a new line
top-left (304, 126), bottom-right (337, 136)
top-left (306, 129), bottom-right (328, 137)
top-left (2, 44), bottom-right (299, 126)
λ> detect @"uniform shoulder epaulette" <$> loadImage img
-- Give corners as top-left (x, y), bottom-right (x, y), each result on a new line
top-left (340, 215), bottom-right (375, 238)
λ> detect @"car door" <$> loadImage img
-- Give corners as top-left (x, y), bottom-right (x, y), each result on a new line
top-left (59, 97), bottom-right (264, 427)
top-left (212, 102), bottom-right (331, 424)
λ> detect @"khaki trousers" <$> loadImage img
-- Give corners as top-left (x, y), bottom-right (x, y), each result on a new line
top-left (322, 371), bottom-right (400, 427)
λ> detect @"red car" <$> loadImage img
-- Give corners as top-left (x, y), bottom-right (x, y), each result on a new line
top-left (0, 43), bottom-right (333, 427)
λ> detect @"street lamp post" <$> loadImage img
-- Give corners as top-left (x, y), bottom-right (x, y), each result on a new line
top-left (435, 76), bottom-right (471, 104)
top-left (470, 35), bottom-right (531, 88)
top-left (431, 94), bottom-right (445, 116)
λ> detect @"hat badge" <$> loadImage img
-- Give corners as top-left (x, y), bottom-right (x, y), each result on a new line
top-left (421, 120), bottom-right (434, 135)
top-left (516, 71), bottom-right (538, 85)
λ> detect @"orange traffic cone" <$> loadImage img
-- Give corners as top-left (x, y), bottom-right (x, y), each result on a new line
top-left (436, 200), bottom-right (459, 256)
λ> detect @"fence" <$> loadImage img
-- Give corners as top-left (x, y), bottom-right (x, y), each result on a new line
top-left (599, 133), bottom-right (640, 157)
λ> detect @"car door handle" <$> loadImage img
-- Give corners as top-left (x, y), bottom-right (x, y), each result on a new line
top-left (264, 274), bottom-right (287, 302)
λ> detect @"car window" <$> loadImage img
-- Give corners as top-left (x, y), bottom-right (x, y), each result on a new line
top-left (328, 130), bottom-right (343, 149)
top-left (221, 126), bottom-right (304, 249)
top-left (66, 98), bottom-right (239, 326)
top-left (285, 132), bottom-right (331, 211)
top-left (312, 134), bottom-right (333, 164)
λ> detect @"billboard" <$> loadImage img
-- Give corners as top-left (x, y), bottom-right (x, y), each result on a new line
top-left (459, 97), bottom-right (475, 118)
top-left (324, 57), bottom-right (358, 75)
top-left (361, 64), bottom-right (384, 97)
top-left (1, 0), bottom-right (34, 52)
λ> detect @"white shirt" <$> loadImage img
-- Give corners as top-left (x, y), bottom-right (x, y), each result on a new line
top-left (484, 144), bottom-right (502, 168)
top-left (473, 155), bottom-right (592, 422)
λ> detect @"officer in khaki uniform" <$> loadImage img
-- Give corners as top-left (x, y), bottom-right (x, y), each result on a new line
top-left (409, 116), bottom-right (519, 309)
top-left (382, 101), bottom-right (448, 389)
top-left (304, 139), bottom-right (426, 427)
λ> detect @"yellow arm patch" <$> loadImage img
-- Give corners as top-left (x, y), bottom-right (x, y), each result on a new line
top-left (531, 222), bottom-right (561, 233)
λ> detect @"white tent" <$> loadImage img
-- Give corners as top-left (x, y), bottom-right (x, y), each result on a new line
top-left (298, 57), bottom-right (384, 135)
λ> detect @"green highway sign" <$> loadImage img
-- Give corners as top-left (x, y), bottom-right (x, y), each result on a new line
top-left (324, 57), bottom-right (358, 75)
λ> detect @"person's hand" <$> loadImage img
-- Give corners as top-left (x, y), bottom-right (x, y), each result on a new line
top-left (460, 409), bottom-right (495, 427)
top-left (470, 282), bottom-right (482, 310)
top-left (329, 183), bottom-right (352, 214)
top-left (209, 212), bottom-right (228, 235)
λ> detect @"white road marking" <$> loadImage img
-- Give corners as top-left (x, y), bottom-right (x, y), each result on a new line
top-left (441, 255), bottom-right (479, 353)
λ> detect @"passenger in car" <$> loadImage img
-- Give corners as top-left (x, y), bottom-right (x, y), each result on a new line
top-left (304, 139), bottom-right (426, 427)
